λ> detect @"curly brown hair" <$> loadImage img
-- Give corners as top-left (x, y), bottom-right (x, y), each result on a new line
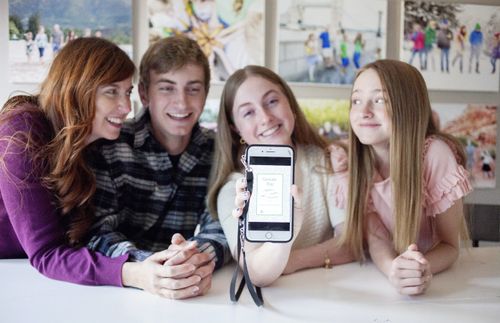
top-left (0, 37), bottom-right (135, 245)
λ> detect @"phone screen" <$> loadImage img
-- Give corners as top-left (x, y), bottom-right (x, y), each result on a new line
top-left (245, 145), bottom-right (294, 242)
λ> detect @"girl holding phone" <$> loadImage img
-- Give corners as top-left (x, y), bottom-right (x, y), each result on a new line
top-left (336, 60), bottom-right (472, 295)
top-left (207, 65), bottom-right (353, 287)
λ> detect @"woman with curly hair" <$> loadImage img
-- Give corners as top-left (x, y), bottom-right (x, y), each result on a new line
top-left (0, 37), bottom-right (171, 292)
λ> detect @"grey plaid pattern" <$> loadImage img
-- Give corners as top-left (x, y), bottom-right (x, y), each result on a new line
top-left (86, 110), bottom-right (230, 268)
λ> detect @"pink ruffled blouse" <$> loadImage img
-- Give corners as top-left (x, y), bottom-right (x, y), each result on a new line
top-left (333, 137), bottom-right (472, 253)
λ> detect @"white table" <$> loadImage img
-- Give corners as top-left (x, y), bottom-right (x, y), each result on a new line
top-left (1, 247), bottom-right (499, 323)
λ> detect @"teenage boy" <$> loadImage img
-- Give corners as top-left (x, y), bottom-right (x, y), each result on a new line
top-left (88, 35), bottom-right (229, 299)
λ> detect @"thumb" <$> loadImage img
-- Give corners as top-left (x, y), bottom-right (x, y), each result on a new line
top-left (171, 233), bottom-right (186, 245)
top-left (407, 243), bottom-right (428, 264)
top-left (407, 243), bottom-right (418, 252)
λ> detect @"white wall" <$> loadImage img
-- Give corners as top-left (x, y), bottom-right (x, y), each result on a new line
top-left (1, 0), bottom-right (499, 204)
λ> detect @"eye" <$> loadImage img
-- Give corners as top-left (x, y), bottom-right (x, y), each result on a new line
top-left (351, 98), bottom-right (361, 105)
top-left (187, 86), bottom-right (202, 95)
top-left (159, 86), bottom-right (174, 93)
top-left (374, 97), bottom-right (385, 104)
top-left (266, 98), bottom-right (279, 107)
top-left (242, 109), bottom-right (254, 118)
top-left (105, 88), bottom-right (118, 96)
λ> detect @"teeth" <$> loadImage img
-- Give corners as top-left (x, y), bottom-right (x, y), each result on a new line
top-left (260, 125), bottom-right (280, 137)
top-left (168, 113), bottom-right (190, 118)
top-left (106, 117), bottom-right (123, 125)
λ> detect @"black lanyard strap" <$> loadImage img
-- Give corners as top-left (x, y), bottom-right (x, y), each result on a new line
top-left (229, 162), bottom-right (263, 306)
top-left (229, 219), bottom-right (263, 306)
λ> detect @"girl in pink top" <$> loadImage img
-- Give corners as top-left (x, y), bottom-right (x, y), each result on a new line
top-left (336, 59), bottom-right (472, 295)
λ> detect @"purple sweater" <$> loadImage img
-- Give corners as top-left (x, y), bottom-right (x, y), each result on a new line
top-left (0, 103), bottom-right (128, 286)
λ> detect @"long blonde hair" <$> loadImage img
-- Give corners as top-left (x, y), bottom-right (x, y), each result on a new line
top-left (0, 37), bottom-right (135, 245)
top-left (207, 65), bottom-right (327, 218)
top-left (341, 59), bottom-right (466, 260)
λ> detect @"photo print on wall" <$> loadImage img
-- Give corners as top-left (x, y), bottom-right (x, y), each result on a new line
top-left (278, 0), bottom-right (388, 86)
top-left (401, 1), bottom-right (500, 92)
top-left (433, 103), bottom-right (497, 188)
top-left (8, 0), bottom-right (132, 84)
top-left (298, 98), bottom-right (350, 143)
top-left (148, 0), bottom-right (265, 82)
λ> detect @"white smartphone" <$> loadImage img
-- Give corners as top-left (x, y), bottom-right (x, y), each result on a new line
top-left (244, 144), bottom-right (295, 243)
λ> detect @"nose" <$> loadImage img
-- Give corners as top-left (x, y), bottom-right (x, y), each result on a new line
top-left (174, 91), bottom-right (187, 109)
top-left (258, 106), bottom-right (274, 125)
top-left (118, 94), bottom-right (132, 114)
top-left (360, 102), bottom-right (373, 118)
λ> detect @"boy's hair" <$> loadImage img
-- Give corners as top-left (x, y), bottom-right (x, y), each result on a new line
top-left (341, 59), bottom-right (467, 260)
top-left (139, 35), bottom-right (210, 93)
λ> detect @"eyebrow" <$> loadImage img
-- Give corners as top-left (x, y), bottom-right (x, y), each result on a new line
top-left (155, 78), bottom-right (204, 86)
top-left (351, 88), bottom-right (384, 94)
top-left (102, 83), bottom-right (133, 91)
top-left (262, 89), bottom-right (279, 99)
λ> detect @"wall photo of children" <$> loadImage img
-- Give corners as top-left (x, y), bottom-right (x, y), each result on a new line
top-left (8, 0), bottom-right (132, 84)
top-left (148, 0), bottom-right (265, 82)
top-left (433, 103), bottom-right (497, 188)
top-left (278, 0), bottom-right (387, 85)
top-left (401, 1), bottom-right (500, 92)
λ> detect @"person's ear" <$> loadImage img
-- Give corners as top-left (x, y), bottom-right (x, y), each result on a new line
top-left (138, 83), bottom-right (149, 108)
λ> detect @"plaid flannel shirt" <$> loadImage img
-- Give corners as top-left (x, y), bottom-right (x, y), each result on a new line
top-left (87, 110), bottom-right (230, 269)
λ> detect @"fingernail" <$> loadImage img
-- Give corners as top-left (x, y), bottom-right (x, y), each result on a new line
top-left (192, 286), bottom-right (199, 294)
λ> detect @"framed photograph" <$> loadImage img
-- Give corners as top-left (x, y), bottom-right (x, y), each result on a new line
top-left (278, 0), bottom-right (387, 85)
top-left (148, 0), bottom-right (265, 82)
top-left (433, 103), bottom-right (497, 188)
top-left (298, 98), bottom-right (350, 142)
top-left (401, 1), bottom-right (500, 92)
top-left (8, 0), bottom-right (132, 84)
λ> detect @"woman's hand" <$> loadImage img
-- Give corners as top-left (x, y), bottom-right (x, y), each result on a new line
top-left (230, 179), bottom-right (304, 286)
top-left (122, 245), bottom-right (215, 299)
top-left (232, 177), bottom-right (250, 219)
top-left (389, 244), bottom-right (432, 295)
top-left (290, 185), bottom-right (304, 237)
top-left (232, 177), bottom-right (303, 235)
